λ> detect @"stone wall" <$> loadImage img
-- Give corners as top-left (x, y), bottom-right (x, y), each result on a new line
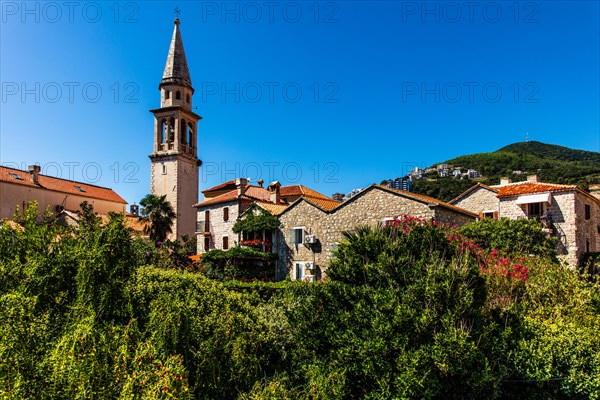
top-left (277, 187), bottom-right (476, 280)
top-left (452, 187), bottom-right (499, 215)
top-left (196, 200), bottom-right (239, 254)
top-left (574, 192), bottom-right (600, 264)
top-left (498, 191), bottom-right (600, 267)
top-left (434, 207), bottom-right (478, 226)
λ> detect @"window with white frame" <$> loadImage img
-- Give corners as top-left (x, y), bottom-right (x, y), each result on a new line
top-left (295, 262), bottom-right (305, 280)
top-left (290, 227), bottom-right (305, 245)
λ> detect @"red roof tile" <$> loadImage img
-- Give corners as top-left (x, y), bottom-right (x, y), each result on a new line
top-left (201, 179), bottom-right (236, 194)
top-left (280, 185), bottom-right (332, 200)
top-left (495, 182), bottom-right (577, 198)
top-left (0, 166), bottom-right (126, 204)
top-left (378, 185), bottom-right (478, 217)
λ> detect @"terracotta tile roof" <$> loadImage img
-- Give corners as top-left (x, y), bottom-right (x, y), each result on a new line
top-left (195, 185), bottom-right (285, 208)
top-left (201, 179), bottom-right (236, 194)
top-left (243, 186), bottom-right (274, 202)
top-left (304, 196), bottom-right (341, 211)
top-left (195, 190), bottom-right (239, 207)
top-left (0, 166), bottom-right (127, 204)
top-left (375, 185), bottom-right (478, 217)
top-left (279, 184), bottom-right (477, 218)
top-left (254, 201), bottom-right (290, 216)
top-left (280, 185), bottom-right (332, 200)
top-left (494, 182), bottom-right (578, 198)
top-left (450, 183), bottom-right (498, 204)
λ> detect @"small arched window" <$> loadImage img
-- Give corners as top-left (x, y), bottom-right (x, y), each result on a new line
top-left (176, 91), bottom-right (181, 100)
top-left (165, 90), bottom-right (170, 100)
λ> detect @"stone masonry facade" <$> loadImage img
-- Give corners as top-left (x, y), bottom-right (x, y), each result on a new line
top-left (499, 191), bottom-right (575, 259)
top-left (451, 185), bottom-right (499, 216)
top-left (499, 191), bottom-right (600, 266)
top-left (277, 186), bottom-right (477, 280)
top-left (196, 200), bottom-right (239, 253)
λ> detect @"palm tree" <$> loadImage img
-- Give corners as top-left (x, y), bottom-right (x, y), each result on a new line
top-left (139, 194), bottom-right (176, 243)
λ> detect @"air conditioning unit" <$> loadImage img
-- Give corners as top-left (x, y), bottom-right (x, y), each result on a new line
top-left (305, 262), bottom-right (315, 270)
top-left (55, 205), bottom-right (64, 212)
top-left (304, 274), bottom-right (316, 282)
top-left (304, 234), bottom-right (317, 244)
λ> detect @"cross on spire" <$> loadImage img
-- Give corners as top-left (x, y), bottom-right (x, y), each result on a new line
top-left (174, 6), bottom-right (181, 18)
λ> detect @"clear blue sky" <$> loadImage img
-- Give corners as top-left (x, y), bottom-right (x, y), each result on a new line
top-left (1, 1), bottom-right (599, 205)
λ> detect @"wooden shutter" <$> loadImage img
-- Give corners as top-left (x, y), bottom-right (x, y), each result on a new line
top-left (223, 207), bottom-right (229, 222)
top-left (223, 236), bottom-right (229, 250)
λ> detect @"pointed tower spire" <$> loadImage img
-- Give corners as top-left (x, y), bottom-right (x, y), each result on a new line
top-left (162, 18), bottom-right (192, 88)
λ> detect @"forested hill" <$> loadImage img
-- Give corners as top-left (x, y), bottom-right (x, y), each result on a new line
top-left (411, 141), bottom-right (600, 202)
top-left (446, 141), bottom-right (600, 185)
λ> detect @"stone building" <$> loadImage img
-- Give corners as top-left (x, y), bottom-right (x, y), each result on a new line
top-left (451, 176), bottom-right (600, 266)
top-left (450, 183), bottom-right (499, 219)
top-left (149, 18), bottom-right (201, 240)
top-left (194, 178), bottom-right (338, 254)
top-left (277, 184), bottom-right (477, 281)
top-left (0, 165), bottom-right (126, 220)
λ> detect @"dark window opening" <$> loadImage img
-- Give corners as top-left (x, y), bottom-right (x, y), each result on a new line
top-left (186, 94), bottom-right (190, 103)
top-left (527, 203), bottom-right (542, 219)
top-left (585, 204), bottom-right (591, 220)
top-left (165, 90), bottom-right (170, 100)
top-left (223, 236), bottom-right (229, 250)
top-left (204, 237), bottom-right (210, 251)
top-left (204, 210), bottom-right (210, 232)
top-left (223, 207), bottom-right (229, 222)
top-left (176, 91), bottom-right (181, 100)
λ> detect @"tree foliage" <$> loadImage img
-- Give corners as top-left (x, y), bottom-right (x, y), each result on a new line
top-left (458, 218), bottom-right (557, 259)
top-left (139, 194), bottom-right (176, 242)
top-left (1, 203), bottom-right (599, 399)
top-left (233, 209), bottom-right (280, 234)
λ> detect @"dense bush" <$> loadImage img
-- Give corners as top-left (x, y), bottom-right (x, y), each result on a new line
top-left (459, 217), bottom-right (557, 259)
top-left (1, 204), bottom-right (599, 399)
top-left (202, 247), bottom-right (277, 281)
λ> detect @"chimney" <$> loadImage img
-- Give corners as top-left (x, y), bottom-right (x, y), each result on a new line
top-left (257, 179), bottom-right (264, 188)
top-left (28, 165), bottom-right (41, 185)
top-left (527, 175), bottom-right (541, 183)
top-left (499, 177), bottom-right (512, 185)
top-left (268, 181), bottom-right (281, 203)
top-left (235, 177), bottom-right (248, 196)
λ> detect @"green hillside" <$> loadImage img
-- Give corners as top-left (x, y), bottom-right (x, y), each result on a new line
top-left (446, 141), bottom-right (600, 185)
top-left (411, 141), bottom-right (600, 202)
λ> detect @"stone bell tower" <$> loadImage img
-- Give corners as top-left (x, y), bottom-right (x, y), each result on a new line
top-left (149, 18), bottom-right (201, 240)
